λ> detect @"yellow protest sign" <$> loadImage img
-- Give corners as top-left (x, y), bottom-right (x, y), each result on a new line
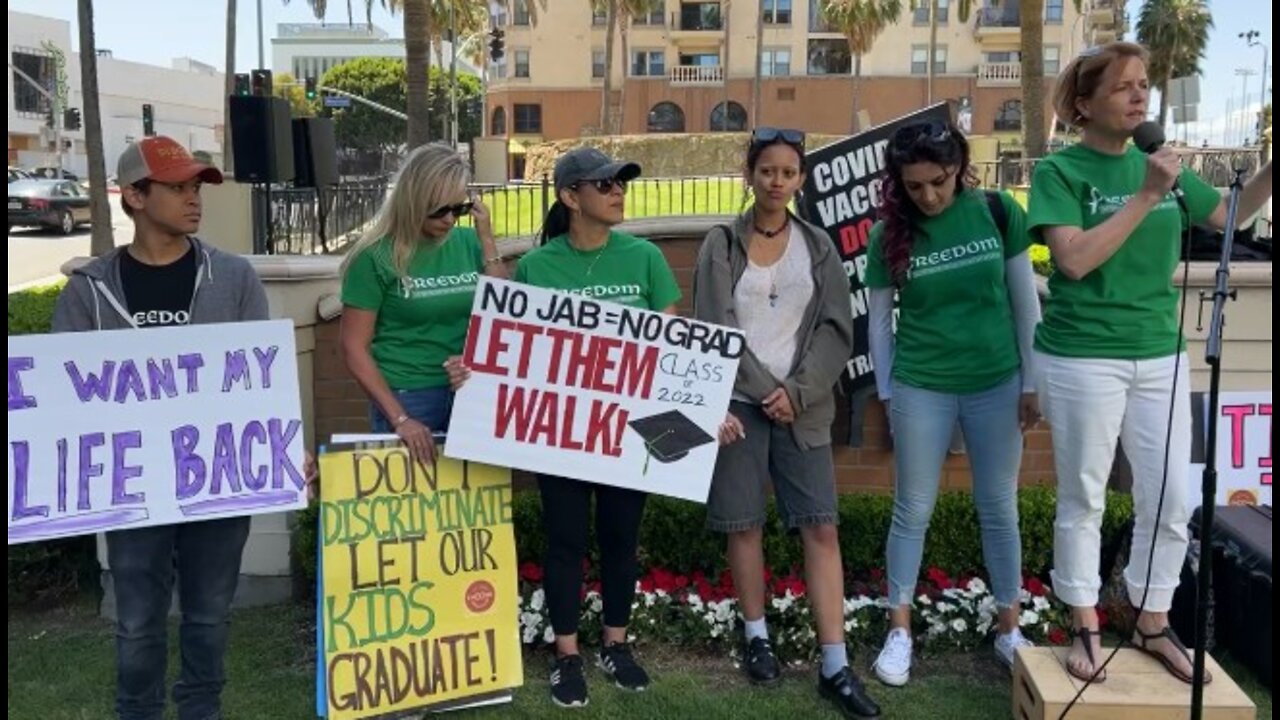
top-left (318, 446), bottom-right (522, 718)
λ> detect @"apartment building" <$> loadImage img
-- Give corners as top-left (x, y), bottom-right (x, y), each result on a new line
top-left (485, 0), bottom-right (1122, 172)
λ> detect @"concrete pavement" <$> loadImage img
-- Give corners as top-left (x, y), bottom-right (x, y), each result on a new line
top-left (7, 214), bottom-right (134, 291)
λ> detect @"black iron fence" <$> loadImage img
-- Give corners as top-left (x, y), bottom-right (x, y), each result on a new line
top-left (252, 177), bottom-right (388, 255)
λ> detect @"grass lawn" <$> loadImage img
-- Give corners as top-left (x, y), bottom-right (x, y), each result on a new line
top-left (456, 178), bottom-right (1029, 240)
top-left (8, 601), bottom-right (1273, 720)
top-left (458, 178), bottom-right (745, 239)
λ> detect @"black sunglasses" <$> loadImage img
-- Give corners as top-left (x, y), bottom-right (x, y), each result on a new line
top-left (427, 201), bottom-right (474, 219)
top-left (572, 177), bottom-right (629, 194)
top-left (751, 127), bottom-right (806, 147)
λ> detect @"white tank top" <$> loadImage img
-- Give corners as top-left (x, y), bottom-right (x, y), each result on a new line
top-left (734, 225), bottom-right (813, 383)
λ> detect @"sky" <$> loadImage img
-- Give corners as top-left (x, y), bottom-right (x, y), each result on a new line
top-left (7, 0), bottom-right (1272, 147)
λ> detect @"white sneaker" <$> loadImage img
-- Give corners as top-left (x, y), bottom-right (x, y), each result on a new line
top-left (873, 628), bottom-right (913, 687)
top-left (995, 627), bottom-right (1034, 669)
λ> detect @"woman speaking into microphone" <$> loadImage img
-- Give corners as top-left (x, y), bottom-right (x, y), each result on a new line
top-left (1029, 41), bottom-right (1272, 685)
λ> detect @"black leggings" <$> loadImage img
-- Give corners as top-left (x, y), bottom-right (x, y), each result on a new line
top-left (538, 474), bottom-right (648, 636)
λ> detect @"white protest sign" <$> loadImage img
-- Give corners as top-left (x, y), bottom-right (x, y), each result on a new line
top-left (1188, 391), bottom-right (1272, 512)
top-left (445, 278), bottom-right (743, 503)
top-left (7, 320), bottom-right (307, 545)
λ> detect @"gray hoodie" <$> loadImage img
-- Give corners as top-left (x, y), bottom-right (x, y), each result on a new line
top-left (51, 238), bottom-right (268, 332)
top-left (693, 210), bottom-right (854, 450)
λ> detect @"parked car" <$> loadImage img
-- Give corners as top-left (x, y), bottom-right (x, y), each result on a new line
top-left (8, 167), bottom-right (31, 184)
top-left (29, 167), bottom-right (79, 182)
top-left (8, 179), bottom-right (92, 234)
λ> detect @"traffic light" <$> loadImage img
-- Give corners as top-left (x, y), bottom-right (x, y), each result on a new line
top-left (142, 103), bottom-right (155, 136)
top-left (63, 108), bottom-right (82, 131)
top-left (488, 28), bottom-right (505, 63)
top-left (305, 77), bottom-right (317, 101)
top-left (234, 73), bottom-right (252, 96)
top-left (251, 69), bottom-right (273, 96)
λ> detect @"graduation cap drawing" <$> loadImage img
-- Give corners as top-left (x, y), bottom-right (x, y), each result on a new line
top-left (629, 410), bottom-right (716, 474)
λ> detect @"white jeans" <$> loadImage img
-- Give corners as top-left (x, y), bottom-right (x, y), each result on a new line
top-left (1036, 351), bottom-right (1192, 612)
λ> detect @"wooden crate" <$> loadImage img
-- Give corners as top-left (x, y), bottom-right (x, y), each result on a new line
top-left (1011, 647), bottom-right (1256, 720)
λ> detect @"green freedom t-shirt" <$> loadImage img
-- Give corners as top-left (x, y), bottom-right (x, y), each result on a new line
top-left (341, 228), bottom-right (484, 389)
top-left (865, 189), bottom-right (1032, 394)
top-left (514, 231), bottom-right (682, 311)
top-left (1028, 144), bottom-right (1221, 359)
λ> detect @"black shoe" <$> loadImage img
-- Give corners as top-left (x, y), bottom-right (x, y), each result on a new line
top-left (550, 654), bottom-right (589, 708)
top-left (818, 666), bottom-right (882, 719)
top-left (598, 642), bottom-right (651, 691)
top-left (744, 637), bottom-right (782, 685)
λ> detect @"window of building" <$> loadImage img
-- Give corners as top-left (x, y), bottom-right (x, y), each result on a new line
top-left (995, 99), bottom-right (1022, 131)
top-left (807, 39), bottom-right (851, 75)
top-left (592, 49), bottom-right (606, 79)
top-left (710, 101), bottom-right (748, 131)
top-left (513, 0), bottom-right (531, 26)
top-left (11, 49), bottom-right (56, 115)
top-left (913, 0), bottom-right (949, 25)
top-left (491, 106), bottom-right (507, 135)
top-left (632, 50), bottom-right (666, 77)
top-left (763, 0), bottom-right (793, 25)
top-left (648, 102), bottom-right (686, 132)
top-left (911, 45), bottom-right (947, 75)
top-left (762, 48), bottom-right (792, 76)
top-left (1045, 0), bottom-right (1064, 25)
top-left (1044, 46), bottom-right (1061, 74)
top-left (515, 49), bottom-right (530, 78)
top-left (514, 103), bottom-right (542, 133)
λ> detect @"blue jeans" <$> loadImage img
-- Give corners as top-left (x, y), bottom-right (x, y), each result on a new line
top-left (369, 387), bottom-right (454, 434)
top-left (107, 517), bottom-right (251, 720)
top-left (886, 376), bottom-right (1024, 608)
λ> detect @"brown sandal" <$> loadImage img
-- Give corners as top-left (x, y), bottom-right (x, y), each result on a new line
top-left (1066, 627), bottom-right (1108, 683)
top-left (1132, 626), bottom-right (1209, 685)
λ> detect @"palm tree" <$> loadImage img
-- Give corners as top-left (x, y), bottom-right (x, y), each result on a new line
top-left (820, 0), bottom-right (904, 132)
top-left (616, 0), bottom-right (663, 134)
top-left (1136, 0), bottom-right (1213, 126)
top-left (224, 0), bottom-right (237, 173)
top-left (1021, 0), bottom-right (1047, 159)
top-left (591, 0), bottom-right (621, 134)
top-left (77, 0), bottom-right (113, 257)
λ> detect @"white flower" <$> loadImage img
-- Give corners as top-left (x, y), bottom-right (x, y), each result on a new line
top-left (523, 626), bottom-right (538, 644)
top-left (917, 594), bottom-right (933, 606)
top-left (516, 594), bottom-right (523, 609)
top-left (529, 589), bottom-right (545, 612)
top-left (645, 593), bottom-right (656, 608)
top-left (1033, 596), bottom-right (1050, 612)
top-left (1020, 610), bottom-right (1040, 626)
top-left (542, 626), bottom-right (555, 644)
top-left (589, 594), bottom-right (603, 614)
top-left (936, 602), bottom-right (953, 613)
top-left (966, 577), bottom-right (988, 595)
top-left (951, 618), bottom-right (968, 633)
top-left (687, 593), bottom-right (704, 612)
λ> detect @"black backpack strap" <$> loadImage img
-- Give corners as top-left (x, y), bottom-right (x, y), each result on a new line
top-left (984, 190), bottom-right (1009, 242)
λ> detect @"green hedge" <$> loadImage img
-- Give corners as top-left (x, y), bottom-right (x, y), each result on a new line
top-left (7, 282), bottom-right (99, 606)
top-left (293, 486), bottom-right (1133, 592)
top-left (8, 281), bottom-right (62, 335)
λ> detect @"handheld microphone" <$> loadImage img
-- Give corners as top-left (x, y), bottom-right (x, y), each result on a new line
top-left (1132, 121), bottom-right (1184, 197)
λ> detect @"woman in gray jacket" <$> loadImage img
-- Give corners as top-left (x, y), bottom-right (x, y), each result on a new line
top-left (693, 128), bottom-right (880, 720)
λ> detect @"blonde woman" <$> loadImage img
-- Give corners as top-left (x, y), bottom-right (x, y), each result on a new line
top-left (340, 143), bottom-right (506, 464)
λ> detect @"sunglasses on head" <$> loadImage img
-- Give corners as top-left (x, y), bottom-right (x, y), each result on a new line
top-left (427, 201), bottom-right (474, 219)
top-left (572, 177), bottom-right (628, 194)
top-left (751, 127), bottom-right (806, 147)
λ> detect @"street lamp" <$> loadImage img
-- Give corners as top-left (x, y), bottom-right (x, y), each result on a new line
top-left (1240, 31), bottom-right (1270, 140)
top-left (1234, 68), bottom-right (1258, 146)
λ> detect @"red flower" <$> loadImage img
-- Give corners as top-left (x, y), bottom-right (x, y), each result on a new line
top-left (1095, 608), bottom-right (1109, 630)
top-left (869, 568), bottom-right (886, 583)
top-left (926, 567), bottom-right (954, 590)
top-left (651, 568), bottom-right (679, 593)
top-left (1048, 627), bottom-right (1070, 646)
top-left (639, 575), bottom-right (656, 593)
top-left (674, 575), bottom-right (689, 590)
top-left (718, 569), bottom-right (736, 592)
top-left (1025, 577), bottom-right (1049, 597)
top-left (519, 562), bottom-right (543, 583)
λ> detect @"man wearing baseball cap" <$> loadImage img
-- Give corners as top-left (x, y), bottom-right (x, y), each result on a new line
top-left (51, 136), bottom-right (270, 720)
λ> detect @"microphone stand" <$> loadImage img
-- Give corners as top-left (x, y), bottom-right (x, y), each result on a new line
top-left (1190, 167), bottom-right (1247, 720)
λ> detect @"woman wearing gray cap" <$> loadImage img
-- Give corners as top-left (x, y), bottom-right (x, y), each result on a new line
top-left (517, 147), bottom-right (681, 708)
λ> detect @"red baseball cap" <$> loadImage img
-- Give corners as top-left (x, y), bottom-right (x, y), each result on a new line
top-left (116, 136), bottom-right (224, 187)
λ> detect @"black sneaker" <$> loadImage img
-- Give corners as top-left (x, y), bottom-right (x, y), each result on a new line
top-left (744, 637), bottom-right (782, 685)
top-left (818, 666), bottom-right (882, 719)
top-left (598, 642), bottom-right (651, 691)
top-left (550, 654), bottom-right (589, 708)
